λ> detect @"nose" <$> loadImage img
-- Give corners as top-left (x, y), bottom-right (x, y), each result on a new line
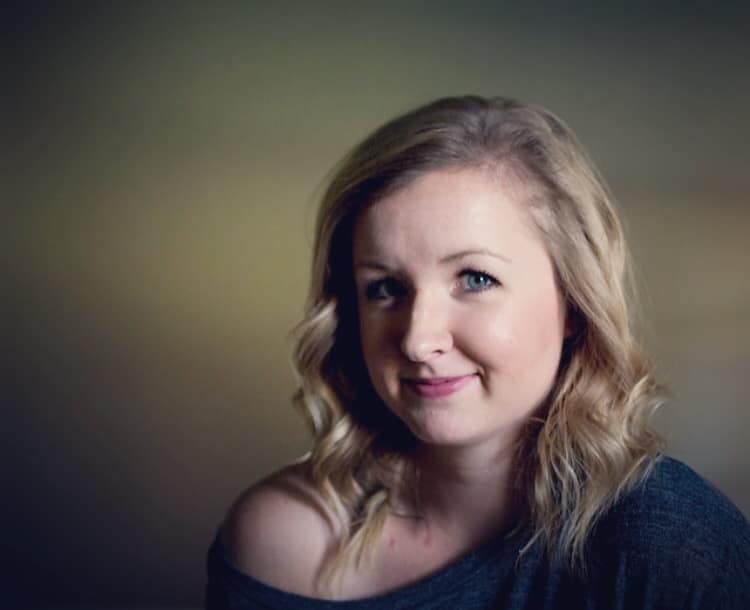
top-left (400, 292), bottom-right (453, 362)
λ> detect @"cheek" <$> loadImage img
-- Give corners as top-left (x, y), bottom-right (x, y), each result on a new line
top-left (475, 311), bottom-right (516, 362)
top-left (359, 311), bottom-right (383, 357)
top-left (454, 306), bottom-right (517, 379)
top-left (358, 323), bottom-right (405, 415)
top-left (358, 323), bottom-right (378, 375)
top-left (513, 299), bottom-right (566, 389)
top-left (358, 315), bottom-right (396, 382)
top-left (467, 298), bottom-right (565, 380)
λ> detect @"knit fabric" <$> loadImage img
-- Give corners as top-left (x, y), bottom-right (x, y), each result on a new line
top-left (205, 456), bottom-right (750, 609)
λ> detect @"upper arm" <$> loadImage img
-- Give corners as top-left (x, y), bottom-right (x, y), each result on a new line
top-left (220, 466), bottom-right (339, 596)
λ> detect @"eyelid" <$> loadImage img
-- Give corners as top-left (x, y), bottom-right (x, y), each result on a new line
top-left (358, 269), bottom-right (499, 300)
top-left (356, 267), bottom-right (405, 283)
top-left (457, 268), bottom-right (501, 291)
top-left (362, 276), bottom-right (408, 301)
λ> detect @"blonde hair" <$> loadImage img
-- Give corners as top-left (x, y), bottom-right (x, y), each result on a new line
top-left (290, 95), bottom-right (664, 586)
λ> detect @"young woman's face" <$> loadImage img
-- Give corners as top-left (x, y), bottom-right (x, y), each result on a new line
top-left (352, 167), bottom-right (568, 452)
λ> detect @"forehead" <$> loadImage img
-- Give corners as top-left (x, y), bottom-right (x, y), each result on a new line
top-left (352, 167), bottom-right (544, 263)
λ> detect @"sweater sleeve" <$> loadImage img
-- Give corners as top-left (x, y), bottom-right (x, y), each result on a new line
top-left (711, 515), bottom-right (750, 610)
top-left (627, 458), bottom-right (750, 609)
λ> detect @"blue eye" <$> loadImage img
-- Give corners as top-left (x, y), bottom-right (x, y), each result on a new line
top-left (365, 278), bottom-right (407, 301)
top-left (459, 270), bottom-right (499, 292)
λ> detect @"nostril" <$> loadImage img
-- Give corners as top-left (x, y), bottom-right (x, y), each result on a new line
top-left (398, 292), bottom-right (453, 361)
top-left (400, 321), bottom-right (452, 362)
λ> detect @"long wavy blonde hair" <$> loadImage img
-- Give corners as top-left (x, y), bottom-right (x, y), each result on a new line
top-left (290, 95), bottom-right (664, 586)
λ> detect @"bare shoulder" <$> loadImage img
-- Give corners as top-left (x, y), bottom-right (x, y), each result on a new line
top-left (221, 462), bottom-right (340, 596)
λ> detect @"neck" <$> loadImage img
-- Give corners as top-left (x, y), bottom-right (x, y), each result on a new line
top-left (408, 437), bottom-right (521, 546)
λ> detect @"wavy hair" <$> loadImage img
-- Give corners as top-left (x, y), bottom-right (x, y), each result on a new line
top-left (290, 95), bottom-right (664, 587)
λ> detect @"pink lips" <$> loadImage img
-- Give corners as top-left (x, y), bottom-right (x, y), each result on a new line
top-left (402, 374), bottom-right (477, 398)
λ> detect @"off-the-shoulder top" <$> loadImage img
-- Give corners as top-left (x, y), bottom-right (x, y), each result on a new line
top-left (206, 456), bottom-right (750, 609)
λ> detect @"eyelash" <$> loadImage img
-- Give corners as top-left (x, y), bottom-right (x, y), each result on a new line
top-left (457, 268), bottom-right (500, 292)
top-left (362, 269), bottom-right (500, 301)
top-left (364, 277), bottom-right (407, 301)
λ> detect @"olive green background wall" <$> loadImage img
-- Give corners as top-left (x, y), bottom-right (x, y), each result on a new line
top-left (8, 3), bottom-right (749, 606)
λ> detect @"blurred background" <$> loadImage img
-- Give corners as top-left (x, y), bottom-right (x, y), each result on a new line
top-left (6, 2), bottom-right (749, 607)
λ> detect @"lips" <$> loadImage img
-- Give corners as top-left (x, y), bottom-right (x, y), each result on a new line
top-left (402, 374), bottom-right (477, 398)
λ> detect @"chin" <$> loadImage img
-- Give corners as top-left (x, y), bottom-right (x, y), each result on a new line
top-left (403, 414), bottom-right (477, 447)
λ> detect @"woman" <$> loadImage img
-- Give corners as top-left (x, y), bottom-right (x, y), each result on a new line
top-left (206, 96), bottom-right (750, 608)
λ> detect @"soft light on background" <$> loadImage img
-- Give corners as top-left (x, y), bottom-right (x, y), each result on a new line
top-left (7, 3), bottom-right (749, 607)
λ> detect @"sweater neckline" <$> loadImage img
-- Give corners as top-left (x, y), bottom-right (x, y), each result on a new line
top-left (210, 526), bottom-right (529, 609)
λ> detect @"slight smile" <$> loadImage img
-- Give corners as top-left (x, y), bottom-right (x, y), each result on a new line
top-left (402, 374), bottom-right (478, 398)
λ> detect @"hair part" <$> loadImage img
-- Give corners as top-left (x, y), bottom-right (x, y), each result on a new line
top-left (290, 95), bottom-right (664, 591)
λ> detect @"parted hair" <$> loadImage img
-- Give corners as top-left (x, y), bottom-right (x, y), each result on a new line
top-left (290, 95), bottom-right (664, 588)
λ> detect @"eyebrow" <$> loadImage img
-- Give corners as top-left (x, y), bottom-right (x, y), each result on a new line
top-left (354, 248), bottom-right (511, 271)
top-left (440, 248), bottom-right (512, 264)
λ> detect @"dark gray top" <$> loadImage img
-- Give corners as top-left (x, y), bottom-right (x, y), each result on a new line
top-left (205, 456), bottom-right (750, 609)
